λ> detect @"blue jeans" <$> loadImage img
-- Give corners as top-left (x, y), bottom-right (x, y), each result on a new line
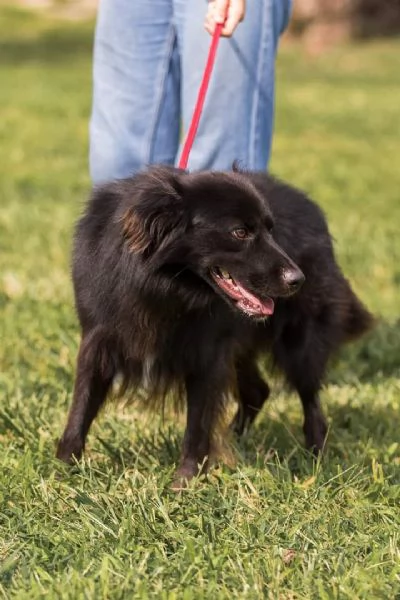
top-left (90, 0), bottom-right (292, 184)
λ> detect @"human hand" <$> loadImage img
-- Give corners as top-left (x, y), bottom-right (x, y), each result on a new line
top-left (205, 0), bottom-right (246, 37)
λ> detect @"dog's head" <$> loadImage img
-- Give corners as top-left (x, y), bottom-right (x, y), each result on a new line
top-left (120, 166), bottom-right (304, 319)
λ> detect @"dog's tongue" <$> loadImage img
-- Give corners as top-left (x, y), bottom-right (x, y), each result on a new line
top-left (212, 271), bottom-right (275, 317)
top-left (234, 281), bottom-right (275, 316)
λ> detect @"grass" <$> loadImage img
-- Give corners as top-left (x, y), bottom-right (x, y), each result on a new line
top-left (0, 5), bottom-right (399, 598)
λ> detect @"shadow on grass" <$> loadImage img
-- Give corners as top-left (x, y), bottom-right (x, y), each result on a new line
top-left (329, 318), bottom-right (400, 383)
top-left (95, 425), bottom-right (183, 471)
top-left (86, 390), bottom-right (400, 484)
top-left (234, 401), bottom-right (399, 471)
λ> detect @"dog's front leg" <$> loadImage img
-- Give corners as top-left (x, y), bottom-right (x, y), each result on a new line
top-left (172, 368), bottom-right (227, 489)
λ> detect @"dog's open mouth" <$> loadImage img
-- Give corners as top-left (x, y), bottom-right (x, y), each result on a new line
top-left (211, 267), bottom-right (274, 317)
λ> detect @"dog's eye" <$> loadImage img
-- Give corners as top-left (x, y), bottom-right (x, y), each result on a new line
top-left (231, 227), bottom-right (249, 240)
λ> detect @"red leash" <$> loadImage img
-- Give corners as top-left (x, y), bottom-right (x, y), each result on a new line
top-left (178, 23), bottom-right (223, 169)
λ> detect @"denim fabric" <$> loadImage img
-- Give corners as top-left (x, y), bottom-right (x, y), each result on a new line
top-left (90, 0), bottom-right (292, 183)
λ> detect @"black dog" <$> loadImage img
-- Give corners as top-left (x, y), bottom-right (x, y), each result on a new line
top-left (57, 166), bottom-right (373, 485)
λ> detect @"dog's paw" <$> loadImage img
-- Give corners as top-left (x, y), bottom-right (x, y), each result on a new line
top-left (303, 416), bottom-right (328, 456)
top-left (56, 437), bottom-right (84, 465)
top-left (171, 459), bottom-right (207, 491)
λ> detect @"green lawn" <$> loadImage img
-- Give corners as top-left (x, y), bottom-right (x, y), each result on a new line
top-left (1, 5), bottom-right (399, 598)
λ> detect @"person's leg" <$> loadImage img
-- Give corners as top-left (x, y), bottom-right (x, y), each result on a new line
top-left (90, 0), bottom-right (181, 184)
top-left (177, 0), bottom-right (292, 171)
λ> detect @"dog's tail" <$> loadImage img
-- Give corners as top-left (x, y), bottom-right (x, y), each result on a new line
top-left (342, 279), bottom-right (375, 342)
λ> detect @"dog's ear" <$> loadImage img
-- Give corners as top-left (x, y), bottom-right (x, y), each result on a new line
top-left (121, 167), bottom-right (186, 255)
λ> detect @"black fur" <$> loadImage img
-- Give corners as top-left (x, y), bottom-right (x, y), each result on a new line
top-left (57, 166), bottom-right (373, 485)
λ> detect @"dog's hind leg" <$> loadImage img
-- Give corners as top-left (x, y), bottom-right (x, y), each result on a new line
top-left (56, 327), bottom-right (115, 464)
top-left (272, 321), bottom-right (331, 454)
top-left (297, 387), bottom-right (328, 455)
top-left (231, 358), bottom-right (270, 436)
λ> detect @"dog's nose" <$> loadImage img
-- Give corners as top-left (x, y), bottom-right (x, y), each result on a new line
top-left (282, 268), bottom-right (305, 292)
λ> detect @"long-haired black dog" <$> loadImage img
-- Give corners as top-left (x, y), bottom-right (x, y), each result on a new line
top-left (56, 166), bottom-right (373, 485)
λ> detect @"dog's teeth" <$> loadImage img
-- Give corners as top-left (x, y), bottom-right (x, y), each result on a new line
top-left (220, 269), bottom-right (230, 280)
